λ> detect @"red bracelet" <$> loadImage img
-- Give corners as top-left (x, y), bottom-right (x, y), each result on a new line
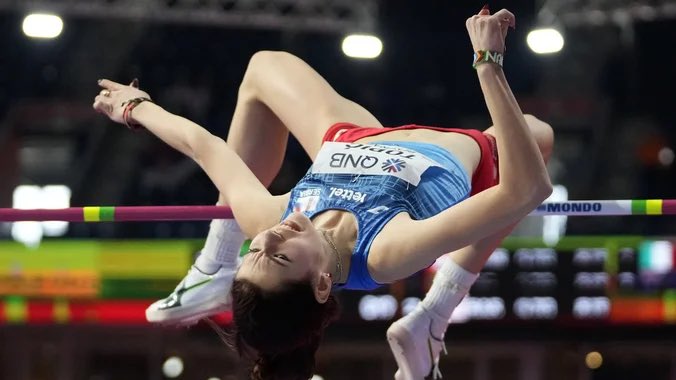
top-left (121, 97), bottom-right (153, 130)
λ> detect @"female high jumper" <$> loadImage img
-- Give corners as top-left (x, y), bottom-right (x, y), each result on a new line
top-left (94, 7), bottom-right (553, 380)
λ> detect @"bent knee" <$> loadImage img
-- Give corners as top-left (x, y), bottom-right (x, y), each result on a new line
top-left (524, 114), bottom-right (554, 161)
top-left (248, 50), bottom-right (295, 66)
top-left (241, 51), bottom-right (296, 89)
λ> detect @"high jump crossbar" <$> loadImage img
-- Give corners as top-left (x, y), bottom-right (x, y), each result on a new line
top-left (0, 200), bottom-right (674, 222)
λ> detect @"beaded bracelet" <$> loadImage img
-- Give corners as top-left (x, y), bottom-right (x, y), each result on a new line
top-left (121, 97), bottom-right (153, 130)
top-left (472, 50), bottom-right (504, 69)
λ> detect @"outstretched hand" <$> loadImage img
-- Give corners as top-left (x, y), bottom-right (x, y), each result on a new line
top-left (465, 6), bottom-right (516, 53)
top-left (92, 78), bottom-right (151, 125)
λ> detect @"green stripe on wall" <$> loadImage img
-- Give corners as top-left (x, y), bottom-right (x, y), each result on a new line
top-left (100, 279), bottom-right (182, 299)
top-left (501, 236), bottom-right (645, 250)
top-left (5, 296), bottom-right (27, 323)
top-left (0, 241), bottom-right (98, 270)
top-left (98, 241), bottom-right (193, 278)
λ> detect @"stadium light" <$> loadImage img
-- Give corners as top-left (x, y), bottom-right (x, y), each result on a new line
top-left (341, 34), bottom-right (383, 59)
top-left (527, 27), bottom-right (564, 54)
top-left (11, 184), bottom-right (71, 247)
top-left (22, 13), bottom-right (63, 39)
top-left (41, 185), bottom-right (72, 237)
top-left (585, 351), bottom-right (603, 369)
top-left (162, 356), bottom-right (184, 378)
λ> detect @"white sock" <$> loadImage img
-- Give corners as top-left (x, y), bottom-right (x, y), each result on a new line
top-left (195, 218), bottom-right (245, 274)
top-left (421, 258), bottom-right (479, 335)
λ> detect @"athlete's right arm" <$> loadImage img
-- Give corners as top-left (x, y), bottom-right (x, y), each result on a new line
top-left (92, 81), bottom-right (285, 237)
top-left (132, 102), bottom-right (287, 236)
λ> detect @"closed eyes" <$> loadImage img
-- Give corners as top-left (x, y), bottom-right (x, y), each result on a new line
top-left (247, 248), bottom-right (290, 264)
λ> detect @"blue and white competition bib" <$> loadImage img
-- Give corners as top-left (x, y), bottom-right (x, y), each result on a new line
top-left (312, 142), bottom-right (441, 186)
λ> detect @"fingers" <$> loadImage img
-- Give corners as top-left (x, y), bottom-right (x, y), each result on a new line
top-left (493, 8), bottom-right (516, 29)
top-left (98, 79), bottom-right (124, 90)
top-left (98, 78), bottom-right (140, 90)
top-left (94, 78), bottom-right (146, 122)
top-left (92, 99), bottom-right (106, 114)
top-left (92, 95), bottom-right (113, 115)
top-left (468, 4), bottom-right (491, 27)
top-left (466, 14), bottom-right (482, 28)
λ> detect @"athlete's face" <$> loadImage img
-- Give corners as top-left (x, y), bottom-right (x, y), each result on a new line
top-left (236, 213), bottom-right (326, 291)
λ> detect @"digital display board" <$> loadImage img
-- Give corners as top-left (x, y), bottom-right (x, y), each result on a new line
top-left (340, 236), bottom-right (676, 325)
top-left (0, 237), bottom-right (674, 326)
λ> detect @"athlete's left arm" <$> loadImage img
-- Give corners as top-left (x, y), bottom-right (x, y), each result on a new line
top-left (369, 185), bottom-right (548, 282)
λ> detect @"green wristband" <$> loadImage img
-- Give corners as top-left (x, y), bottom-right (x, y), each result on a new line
top-left (472, 50), bottom-right (504, 69)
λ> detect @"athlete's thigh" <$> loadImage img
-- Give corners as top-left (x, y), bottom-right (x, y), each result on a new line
top-left (279, 92), bottom-right (383, 160)
top-left (483, 114), bottom-right (554, 160)
top-left (248, 51), bottom-right (383, 159)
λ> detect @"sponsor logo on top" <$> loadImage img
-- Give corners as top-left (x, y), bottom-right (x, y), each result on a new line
top-left (329, 187), bottom-right (367, 203)
top-left (381, 158), bottom-right (407, 173)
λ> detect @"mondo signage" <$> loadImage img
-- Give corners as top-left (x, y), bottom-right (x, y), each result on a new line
top-left (538, 202), bottom-right (602, 213)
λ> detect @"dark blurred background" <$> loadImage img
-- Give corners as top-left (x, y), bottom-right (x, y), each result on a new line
top-left (0, 0), bottom-right (675, 379)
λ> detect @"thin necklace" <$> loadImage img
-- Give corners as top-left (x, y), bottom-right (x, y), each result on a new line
top-left (321, 229), bottom-right (343, 285)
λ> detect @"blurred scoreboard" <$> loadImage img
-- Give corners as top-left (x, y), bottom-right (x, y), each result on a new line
top-left (0, 236), bottom-right (674, 325)
top-left (343, 236), bottom-right (676, 325)
top-left (0, 240), bottom-right (205, 324)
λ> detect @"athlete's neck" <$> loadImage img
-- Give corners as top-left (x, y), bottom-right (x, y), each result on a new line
top-left (312, 210), bottom-right (356, 284)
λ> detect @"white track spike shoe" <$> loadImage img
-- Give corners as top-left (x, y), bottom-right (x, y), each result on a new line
top-left (145, 265), bottom-right (236, 326)
top-left (387, 306), bottom-right (448, 380)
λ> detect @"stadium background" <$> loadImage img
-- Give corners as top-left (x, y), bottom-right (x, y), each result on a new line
top-left (0, 0), bottom-right (675, 379)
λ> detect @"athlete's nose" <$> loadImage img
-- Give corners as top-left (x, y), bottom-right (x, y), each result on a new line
top-left (261, 229), bottom-right (283, 250)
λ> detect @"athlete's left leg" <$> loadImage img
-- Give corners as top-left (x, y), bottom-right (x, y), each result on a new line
top-left (226, 50), bottom-right (382, 167)
top-left (188, 49), bottom-right (385, 293)
top-left (387, 115), bottom-right (554, 380)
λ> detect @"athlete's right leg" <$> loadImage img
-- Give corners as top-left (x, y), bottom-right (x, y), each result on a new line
top-left (387, 115), bottom-right (554, 379)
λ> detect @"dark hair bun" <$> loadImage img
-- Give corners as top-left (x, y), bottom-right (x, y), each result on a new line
top-left (230, 279), bottom-right (340, 380)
